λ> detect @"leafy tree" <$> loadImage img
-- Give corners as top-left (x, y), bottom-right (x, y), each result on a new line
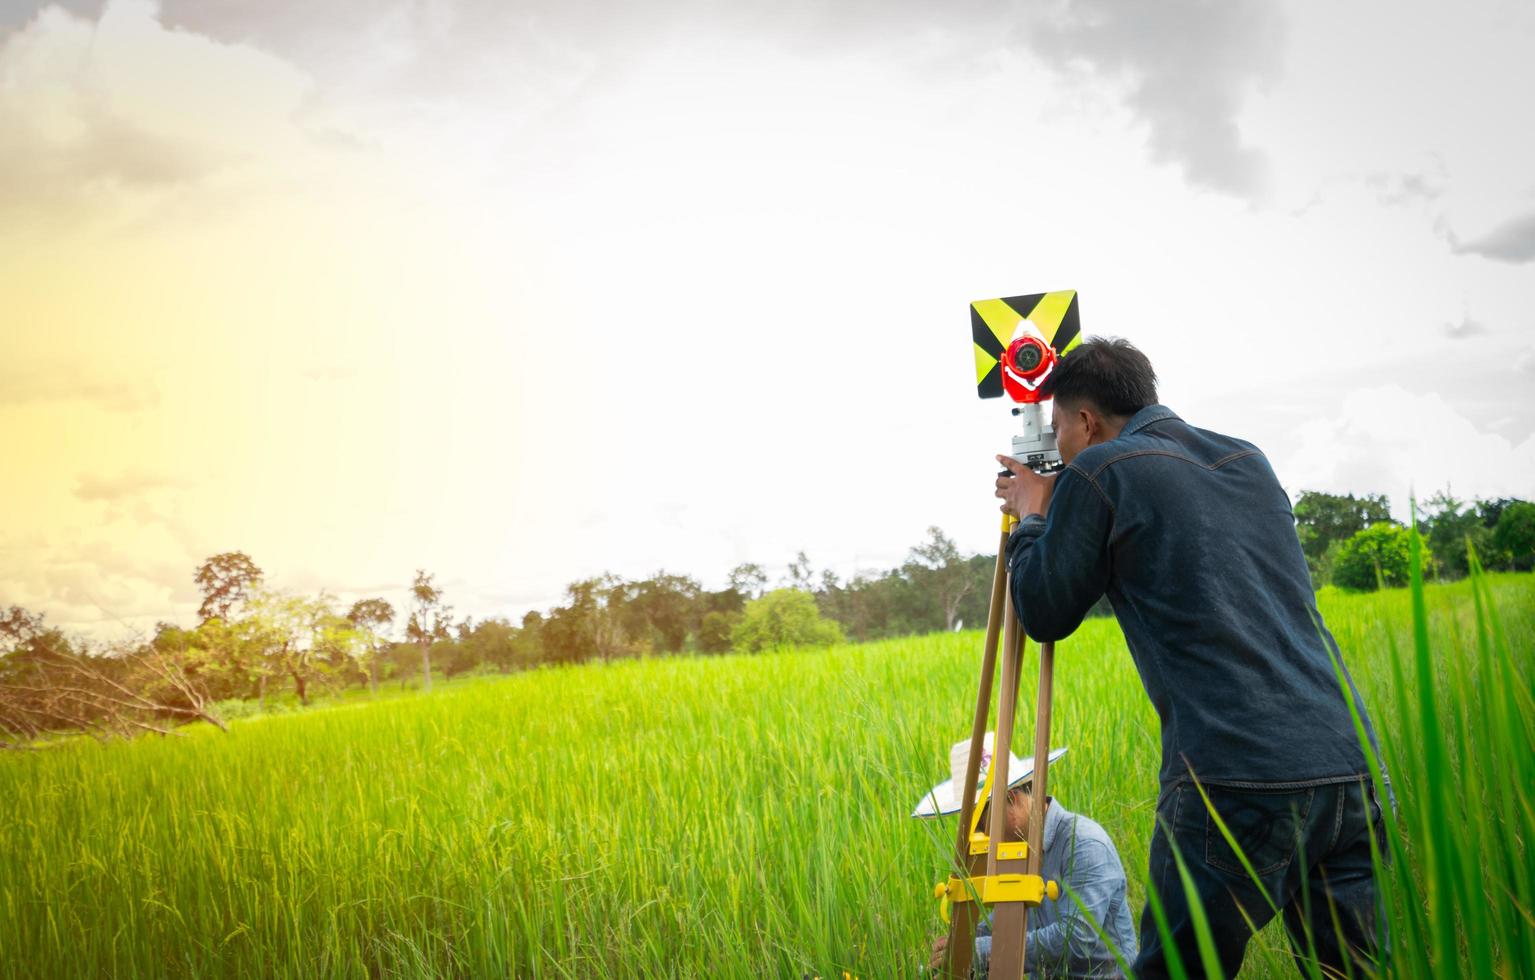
top-left (543, 574), bottom-right (630, 663)
top-left (242, 590), bottom-right (342, 706)
top-left (0, 605), bottom-right (44, 646)
top-left (1477, 497), bottom-right (1521, 531)
top-left (731, 589), bottom-right (845, 653)
top-left (346, 598), bottom-right (395, 693)
top-left (952, 554), bottom-right (1002, 632)
top-left (194, 552), bottom-right (263, 623)
top-left (815, 571), bottom-right (895, 642)
top-left (0, 605), bottom-right (56, 683)
top-left (1294, 491), bottom-right (1393, 584)
top-left (784, 551), bottom-right (815, 591)
top-left (1293, 492), bottom-right (1393, 586)
top-left (1333, 523), bottom-right (1431, 591)
top-left (622, 573), bottom-right (701, 653)
top-left (515, 611), bottom-right (545, 667)
top-left (727, 563), bottom-right (767, 601)
top-left (1421, 490), bottom-right (1494, 580)
top-left (696, 610), bottom-right (740, 653)
top-left (405, 570), bottom-right (452, 691)
top-left (905, 526), bottom-right (973, 631)
top-left (155, 620), bottom-right (251, 702)
top-left (1493, 501), bottom-right (1535, 571)
top-left (310, 604), bottom-right (370, 687)
top-left (456, 617), bottom-right (520, 673)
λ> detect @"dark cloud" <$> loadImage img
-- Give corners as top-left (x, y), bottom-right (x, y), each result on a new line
top-left (146, 0), bottom-right (1285, 199)
top-left (0, 111), bottom-right (217, 211)
top-left (0, 6), bottom-right (205, 212)
top-left (0, 2), bottom-right (317, 220)
top-left (1448, 211), bottom-right (1535, 264)
top-left (0, 0), bottom-right (103, 33)
top-left (1015, 0), bottom-right (1283, 199)
top-left (1441, 315), bottom-right (1486, 339)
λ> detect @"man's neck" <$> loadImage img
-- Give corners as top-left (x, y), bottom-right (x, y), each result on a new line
top-left (1095, 419), bottom-right (1129, 444)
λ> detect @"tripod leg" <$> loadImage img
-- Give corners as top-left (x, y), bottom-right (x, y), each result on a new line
top-left (989, 641), bottom-right (1059, 979)
top-left (940, 529), bottom-right (1011, 980)
top-left (1026, 642), bottom-right (1056, 877)
top-left (984, 592), bottom-right (1030, 980)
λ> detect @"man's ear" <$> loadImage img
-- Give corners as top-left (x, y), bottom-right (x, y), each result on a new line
top-left (1080, 406), bottom-right (1101, 442)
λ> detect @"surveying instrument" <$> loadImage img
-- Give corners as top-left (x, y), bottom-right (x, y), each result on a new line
top-left (928, 290), bottom-right (1082, 979)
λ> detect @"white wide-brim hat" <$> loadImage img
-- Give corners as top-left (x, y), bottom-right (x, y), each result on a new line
top-left (912, 732), bottom-right (1067, 818)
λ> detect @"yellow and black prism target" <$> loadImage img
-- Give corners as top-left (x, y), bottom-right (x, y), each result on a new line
top-left (971, 291), bottom-right (1082, 399)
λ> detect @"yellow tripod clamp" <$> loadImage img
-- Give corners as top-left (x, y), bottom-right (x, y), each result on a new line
top-left (933, 873), bottom-right (1060, 921)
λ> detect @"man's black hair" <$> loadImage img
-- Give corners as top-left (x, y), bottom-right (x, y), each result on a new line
top-left (1043, 337), bottom-right (1158, 418)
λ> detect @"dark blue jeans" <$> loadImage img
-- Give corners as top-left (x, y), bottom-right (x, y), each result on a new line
top-left (1132, 778), bottom-right (1388, 979)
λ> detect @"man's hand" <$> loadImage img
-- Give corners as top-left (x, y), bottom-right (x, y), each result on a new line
top-left (995, 455), bottom-right (1057, 519)
top-left (928, 935), bottom-right (949, 971)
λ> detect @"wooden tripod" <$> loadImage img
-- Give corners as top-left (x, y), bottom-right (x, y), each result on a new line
top-left (935, 517), bottom-right (1058, 980)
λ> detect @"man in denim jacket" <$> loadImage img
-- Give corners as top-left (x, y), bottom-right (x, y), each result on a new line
top-left (992, 338), bottom-right (1387, 978)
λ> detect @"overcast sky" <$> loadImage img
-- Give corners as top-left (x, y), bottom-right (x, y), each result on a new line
top-left (3, 0), bottom-right (1533, 640)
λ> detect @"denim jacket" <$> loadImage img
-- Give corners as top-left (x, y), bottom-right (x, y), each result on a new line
top-left (974, 799), bottom-right (1137, 977)
top-left (1006, 405), bottom-right (1377, 788)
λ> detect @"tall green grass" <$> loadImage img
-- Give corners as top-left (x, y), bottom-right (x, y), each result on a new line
top-left (1, 574), bottom-right (1531, 978)
top-left (1363, 546), bottom-right (1535, 978)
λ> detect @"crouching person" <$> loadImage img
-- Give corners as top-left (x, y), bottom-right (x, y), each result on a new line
top-left (917, 736), bottom-right (1137, 978)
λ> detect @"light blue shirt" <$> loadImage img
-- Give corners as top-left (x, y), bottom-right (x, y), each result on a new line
top-left (974, 799), bottom-right (1137, 978)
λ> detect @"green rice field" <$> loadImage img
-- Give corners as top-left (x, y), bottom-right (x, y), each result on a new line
top-left (2, 569), bottom-right (1531, 978)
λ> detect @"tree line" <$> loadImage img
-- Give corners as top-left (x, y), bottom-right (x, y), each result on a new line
top-left (1294, 490), bottom-right (1534, 589)
top-left (3, 491), bottom-right (1531, 746)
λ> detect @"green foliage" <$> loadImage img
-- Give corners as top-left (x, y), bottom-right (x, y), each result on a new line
top-left (345, 598), bottom-right (395, 691)
top-left (240, 589), bottom-right (354, 706)
top-left (620, 573), bottom-right (701, 653)
top-left (453, 618), bottom-right (524, 673)
top-left (696, 610), bottom-right (740, 654)
top-left (0, 606), bottom-right (75, 684)
top-left (726, 563), bottom-right (767, 600)
top-left (1493, 501), bottom-right (1535, 571)
top-left (1477, 496), bottom-right (1522, 531)
top-left (904, 527), bottom-right (973, 631)
top-left (1292, 491), bottom-right (1393, 587)
top-left (1292, 490), bottom-right (1392, 559)
top-left (731, 588), bottom-right (845, 652)
top-left (816, 568), bottom-right (930, 641)
top-left (1420, 489), bottom-right (1493, 580)
top-left (1332, 522), bottom-right (1431, 591)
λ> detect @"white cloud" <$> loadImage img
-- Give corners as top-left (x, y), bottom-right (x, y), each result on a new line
top-left (0, 362), bottom-right (160, 411)
top-left (73, 468), bottom-right (185, 502)
top-left (1283, 385), bottom-right (1535, 520)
